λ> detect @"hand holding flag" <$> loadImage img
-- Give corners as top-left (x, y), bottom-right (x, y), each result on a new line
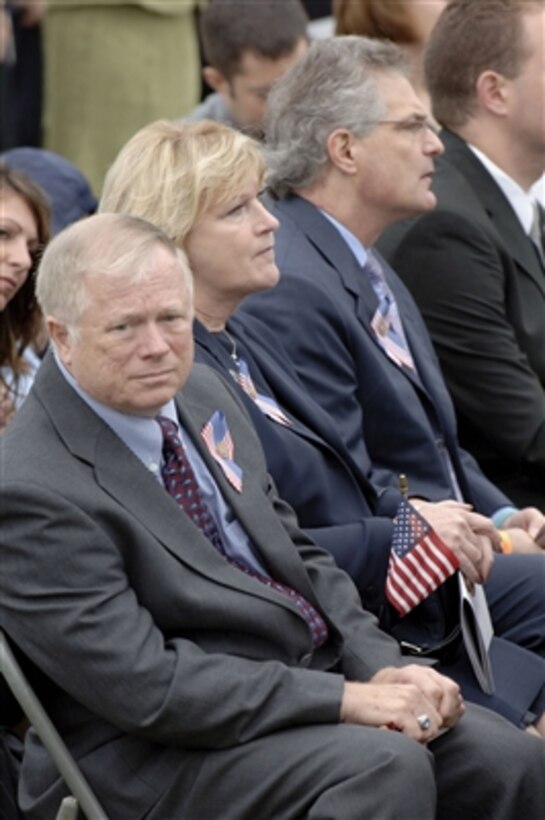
top-left (386, 499), bottom-right (460, 617)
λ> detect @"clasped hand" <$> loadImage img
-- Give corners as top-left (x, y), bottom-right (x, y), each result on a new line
top-left (341, 664), bottom-right (464, 743)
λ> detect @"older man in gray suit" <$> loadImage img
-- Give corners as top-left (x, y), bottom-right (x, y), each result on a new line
top-left (1, 213), bottom-right (544, 820)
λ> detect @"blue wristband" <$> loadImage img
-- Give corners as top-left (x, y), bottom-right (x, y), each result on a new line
top-left (491, 506), bottom-right (518, 528)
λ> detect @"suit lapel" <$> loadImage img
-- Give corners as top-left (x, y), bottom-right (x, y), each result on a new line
top-left (442, 130), bottom-right (545, 292)
top-left (195, 317), bottom-right (342, 456)
top-left (278, 197), bottom-right (429, 395)
top-left (180, 368), bottom-right (329, 603)
top-left (228, 318), bottom-right (359, 448)
top-left (34, 355), bottom-right (312, 609)
top-left (277, 196), bottom-right (378, 307)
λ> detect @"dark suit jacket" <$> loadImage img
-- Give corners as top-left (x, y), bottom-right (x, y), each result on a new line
top-left (0, 355), bottom-right (404, 819)
top-left (377, 129), bottom-right (545, 508)
top-left (240, 194), bottom-right (510, 516)
top-left (238, 197), bottom-right (545, 725)
top-left (194, 316), bottom-right (457, 645)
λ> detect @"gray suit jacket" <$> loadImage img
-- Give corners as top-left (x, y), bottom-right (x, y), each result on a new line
top-left (0, 355), bottom-right (403, 819)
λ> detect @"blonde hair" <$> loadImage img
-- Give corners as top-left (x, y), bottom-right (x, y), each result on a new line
top-left (99, 119), bottom-right (266, 247)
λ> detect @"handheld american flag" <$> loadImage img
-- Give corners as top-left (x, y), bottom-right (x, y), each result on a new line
top-left (386, 499), bottom-right (460, 617)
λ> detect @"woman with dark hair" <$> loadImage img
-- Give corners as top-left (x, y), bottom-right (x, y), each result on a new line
top-left (0, 164), bottom-right (50, 430)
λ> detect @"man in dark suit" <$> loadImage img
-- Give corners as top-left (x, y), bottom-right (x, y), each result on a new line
top-left (377, 0), bottom-right (545, 508)
top-left (239, 35), bottom-right (545, 723)
top-left (194, 309), bottom-right (545, 730)
top-left (5, 213), bottom-right (545, 818)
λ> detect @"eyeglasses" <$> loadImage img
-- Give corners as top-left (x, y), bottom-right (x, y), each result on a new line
top-left (371, 118), bottom-right (441, 137)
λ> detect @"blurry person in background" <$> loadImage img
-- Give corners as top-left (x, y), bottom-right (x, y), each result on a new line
top-left (43, 0), bottom-right (202, 194)
top-left (184, 0), bottom-right (309, 136)
top-left (2, 146), bottom-right (97, 234)
top-left (0, 164), bottom-right (50, 431)
top-left (334, 0), bottom-right (447, 113)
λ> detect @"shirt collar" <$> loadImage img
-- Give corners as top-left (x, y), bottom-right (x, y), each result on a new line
top-left (467, 144), bottom-right (537, 234)
top-left (53, 350), bottom-right (176, 477)
top-left (319, 208), bottom-right (369, 266)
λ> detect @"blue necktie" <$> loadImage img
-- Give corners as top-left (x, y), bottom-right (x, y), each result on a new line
top-left (364, 251), bottom-right (415, 370)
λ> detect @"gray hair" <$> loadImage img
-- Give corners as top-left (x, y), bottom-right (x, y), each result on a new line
top-left (36, 213), bottom-right (193, 332)
top-left (264, 35), bottom-right (408, 198)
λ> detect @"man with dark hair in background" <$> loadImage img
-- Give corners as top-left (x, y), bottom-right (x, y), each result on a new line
top-left (184, 0), bottom-right (309, 136)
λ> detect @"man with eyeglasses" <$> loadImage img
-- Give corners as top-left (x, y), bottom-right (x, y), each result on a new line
top-left (378, 0), bottom-right (545, 512)
top-left (240, 35), bottom-right (545, 730)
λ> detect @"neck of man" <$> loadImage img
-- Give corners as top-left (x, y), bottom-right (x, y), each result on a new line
top-left (455, 119), bottom-right (544, 192)
top-left (298, 181), bottom-right (391, 249)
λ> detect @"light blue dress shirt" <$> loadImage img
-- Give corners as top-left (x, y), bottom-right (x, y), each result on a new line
top-left (55, 354), bottom-right (267, 573)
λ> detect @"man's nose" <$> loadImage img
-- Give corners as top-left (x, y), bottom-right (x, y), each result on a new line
top-left (425, 127), bottom-right (444, 157)
top-left (139, 323), bottom-right (170, 355)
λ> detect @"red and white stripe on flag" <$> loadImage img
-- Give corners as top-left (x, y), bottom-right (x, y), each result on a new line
top-left (386, 499), bottom-right (460, 617)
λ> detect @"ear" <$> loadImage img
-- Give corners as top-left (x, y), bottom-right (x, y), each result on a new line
top-left (326, 129), bottom-right (359, 175)
top-left (475, 70), bottom-right (510, 117)
top-left (47, 317), bottom-right (74, 367)
top-left (203, 66), bottom-right (231, 97)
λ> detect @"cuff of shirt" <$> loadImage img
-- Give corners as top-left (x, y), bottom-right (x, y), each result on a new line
top-left (491, 506), bottom-right (518, 528)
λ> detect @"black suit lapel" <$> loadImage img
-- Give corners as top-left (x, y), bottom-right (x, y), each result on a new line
top-left (442, 130), bottom-right (545, 289)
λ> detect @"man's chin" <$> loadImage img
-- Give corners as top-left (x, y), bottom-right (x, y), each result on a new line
top-left (126, 380), bottom-right (185, 416)
top-left (412, 190), bottom-right (438, 215)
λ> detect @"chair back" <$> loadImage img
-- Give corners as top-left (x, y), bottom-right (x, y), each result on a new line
top-left (0, 629), bottom-right (109, 820)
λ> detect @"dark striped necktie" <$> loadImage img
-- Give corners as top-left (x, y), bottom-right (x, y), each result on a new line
top-left (156, 416), bottom-right (328, 649)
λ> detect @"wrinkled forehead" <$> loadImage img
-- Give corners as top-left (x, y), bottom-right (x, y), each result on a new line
top-left (79, 247), bottom-right (192, 313)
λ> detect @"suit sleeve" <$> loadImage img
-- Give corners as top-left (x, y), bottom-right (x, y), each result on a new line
top-left (1, 378), bottom-right (404, 750)
top-left (1, 481), bottom-right (347, 749)
top-left (388, 209), bottom-right (545, 475)
top-left (242, 274), bottom-right (405, 494)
